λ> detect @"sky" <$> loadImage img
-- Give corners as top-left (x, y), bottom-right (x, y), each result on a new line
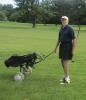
top-left (0, 0), bottom-right (42, 7)
top-left (0, 0), bottom-right (16, 7)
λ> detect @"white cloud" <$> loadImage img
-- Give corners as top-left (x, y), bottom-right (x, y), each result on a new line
top-left (0, 0), bottom-right (16, 7)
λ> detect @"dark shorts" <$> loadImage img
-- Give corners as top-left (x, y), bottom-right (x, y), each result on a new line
top-left (59, 42), bottom-right (73, 60)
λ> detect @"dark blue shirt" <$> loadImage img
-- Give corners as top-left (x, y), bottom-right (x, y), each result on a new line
top-left (59, 25), bottom-right (75, 43)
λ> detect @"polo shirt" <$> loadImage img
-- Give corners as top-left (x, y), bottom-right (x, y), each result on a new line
top-left (59, 25), bottom-right (75, 43)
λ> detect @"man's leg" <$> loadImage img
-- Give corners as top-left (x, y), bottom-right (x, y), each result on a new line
top-left (60, 60), bottom-right (70, 84)
top-left (60, 59), bottom-right (65, 82)
top-left (61, 59), bottom-right (64, 68)
top-left (63, 60), bottom-right (69, 78)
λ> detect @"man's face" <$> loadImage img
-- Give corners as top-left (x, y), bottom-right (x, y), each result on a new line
top-left (61, 18), bottom-right (69, 26)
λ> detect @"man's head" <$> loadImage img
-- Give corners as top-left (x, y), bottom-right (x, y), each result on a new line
top-left (61, 16), bottom-right (69, 26)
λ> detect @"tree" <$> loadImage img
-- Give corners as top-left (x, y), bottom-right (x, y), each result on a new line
top-left (40, 0), bottom-right (55, 24)
top-left (0, 4), bottom-right (14, 21)
top-left (0, 0), bottom-right (86, 24)
top-left (9, 9), bottom-right (28, 22)
top-left (15, 0), bottom-right (39, 28)
top-left (0, 11), bottom-right (7, 21)
top-left (2, 4), bottom-right (14, 20)
top-left (0, 4), bottom-right (3, 10)
top-left (51, 0), bottom-right (86, 24)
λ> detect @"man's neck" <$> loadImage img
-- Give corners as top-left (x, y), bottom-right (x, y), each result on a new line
top-left (62, 24), bottom-right (68, 28)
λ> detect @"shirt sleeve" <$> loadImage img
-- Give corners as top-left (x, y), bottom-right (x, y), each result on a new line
top-left (69, 27), bottom-right (76, 39)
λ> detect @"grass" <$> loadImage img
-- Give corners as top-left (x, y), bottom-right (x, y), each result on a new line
top-left (0, 22), bottom-right (86, 100)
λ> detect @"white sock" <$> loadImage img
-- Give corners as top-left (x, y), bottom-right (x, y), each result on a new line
top-left (65, 76), bottom-right (70, 81)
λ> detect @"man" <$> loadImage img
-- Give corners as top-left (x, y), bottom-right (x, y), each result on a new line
top-left (54, 16), bottom-right (76, 84)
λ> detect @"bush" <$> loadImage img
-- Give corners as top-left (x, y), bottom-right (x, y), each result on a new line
top-left (0, 11), bottom-right (7, 21)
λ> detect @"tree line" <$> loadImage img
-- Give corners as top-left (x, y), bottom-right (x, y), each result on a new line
top-left (0, 0), bottom-right (86, 27)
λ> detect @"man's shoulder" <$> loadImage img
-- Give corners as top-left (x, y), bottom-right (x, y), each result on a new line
top-left (67, 25), bottom-right (74, 31)
top-left (67, 25), bottom-right (73, 29)
top-left (67, 25), bottom-right (72, 28)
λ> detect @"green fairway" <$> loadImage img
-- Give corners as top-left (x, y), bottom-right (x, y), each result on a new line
top-left (0, 22), bottom-right (86, 100)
